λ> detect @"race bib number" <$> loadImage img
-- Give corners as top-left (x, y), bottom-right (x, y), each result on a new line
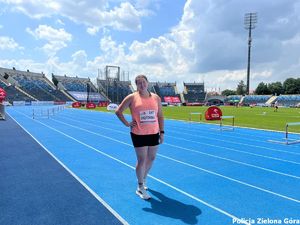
top-left (140, 110), bottom-right (156, 124)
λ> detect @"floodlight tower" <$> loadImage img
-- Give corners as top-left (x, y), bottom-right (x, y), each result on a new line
top-left (244, 12), bottom-right (257, 95)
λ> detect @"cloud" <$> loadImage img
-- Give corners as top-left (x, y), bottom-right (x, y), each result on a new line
top-left (1, 0), bottom-right (300, 92)
top-left (128, 37), bottom-right (169, 65)
top-left (1, 0), bottom-right (142, 32)
top-left (0, 36), bottom-right (23, 50)
top-left (26, 24), bottom-right (72, 42)
top-left (99, 35), bottom-right (127, 63)
top-left (55, 19), bottom-right (65, 26)
top-left (3, 0), bottom-right (61, 19)
top-left (26, 24), bottom-right (72, 56)
top-left (71, 50), bottom-right (88, 68)
top-left (0, 58), bottom-right (47, 74)
top-left (87, 26), bottom-right (99, 36)
top-left (125, 0), bottom-right (300, 90)
top-left (103, 2), bottom-right (141, 31)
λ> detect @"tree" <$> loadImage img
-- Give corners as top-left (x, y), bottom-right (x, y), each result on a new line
top-left (255, 82), bottom-right (271, 95)
top-left (236, 80), bottom-right (246, 95)
top-left (283, 78), bottom-right (300, 94)
top-left (221, 89), bottom-right (236, 96)
top-left (268, 82), bottom-right (283, 95)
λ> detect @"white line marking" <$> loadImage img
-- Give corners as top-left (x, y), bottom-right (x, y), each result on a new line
top-left (6, 111), bottom-right (129, 225)
top-left (165, 135), bottom-right (300, 166)
top-left (57, 115), bottom-right (300, 179)
top-left (164, 143), bottom-right (300, 179)
top-left (58, 113), bottom-right (300, 157)
top-left (49, 118), bottom-right (300, 204)
top-left (58, 114), bottom-right (300, 166)
top-left (167, 127), bottom-right (300, 156)
top-left (10, 109), bottom-right (251, 225)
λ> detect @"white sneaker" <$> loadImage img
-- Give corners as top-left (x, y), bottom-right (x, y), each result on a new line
top-left (136, 187), bottom-right (151, 200)
top-left (143, 180), bottom-right (148, 190)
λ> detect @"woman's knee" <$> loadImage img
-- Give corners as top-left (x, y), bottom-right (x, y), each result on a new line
top-left (137, 157), bottom-right (147, 166)
top-left (147, 146), bottom-right (158, 162)
top-left (147, 155), bottom-right (156, 162)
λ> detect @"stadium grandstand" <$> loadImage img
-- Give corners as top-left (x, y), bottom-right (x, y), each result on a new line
top-left (97, 65), bottom-right (133, 104)
top-left (241, 95), bottom-right (272, 106)
top-left (148, 82), bottom-right (157, 94)
top-left (1, 65), bottom-right (300, 108)
top-left (0, 67), bottom-right (72, 103)
top-left (183, 82), bottom-right (206, 105)
top-left (205, 93), bottom-right (225, 106)
top-left (222, 95), bottom-right (300, 107)
top-left (274, 95), bottom-right (300, 107)
top-left (224, 95), bottom-right (243, 105)
top-left (52, 74), bottom-right (107, 103)
top-left (97, 67), bottom-right (181, 105)
top-left (0, 74), bottom-right (34, 103)
top-left (148, 81), bottom-right (181, 105)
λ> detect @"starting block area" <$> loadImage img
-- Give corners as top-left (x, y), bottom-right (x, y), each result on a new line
top-left (189, 112), bottom-right (202, 121)
top-left (268, 122), bottom-right (300, 145)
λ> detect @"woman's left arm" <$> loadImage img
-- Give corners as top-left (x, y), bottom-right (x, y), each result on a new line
top-left (157, 96), bottom-right (165, 143)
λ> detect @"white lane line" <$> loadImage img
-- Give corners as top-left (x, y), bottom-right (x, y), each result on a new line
top-left (166, 127), bottom-right (300, 156)
top-left (56, 114), bottom-right (300, 166)
top-left (65, 108), bottom-right (300, 142)
top-left (49, 117), bottom-right (300, 204)
top-left (10, 109), bottom-right (251, 225)
top-left (56, 115), bottom-right (300, 179)
top-left (165, 135), bottom-right (300, 166)
top-left (164, 143), bottom-right (300, 179)
top-left (6, 111), bottom-right (129, 225)
top-left (56, 114), bottom-right (300, 165)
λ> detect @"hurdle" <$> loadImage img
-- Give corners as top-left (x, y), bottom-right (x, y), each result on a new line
top-left (220, 116), bottom-right (235, 131)
top-left (189, 112), bottom-right (202, 122)
top-left (268, 122), bottom-right (300, 145)
top-left (33, 109), bottom-right (50, 119)
top-left (33, 106), bottom-right (65, 119)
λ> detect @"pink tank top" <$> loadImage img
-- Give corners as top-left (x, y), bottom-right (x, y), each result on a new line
top-left (130, 92), bottom-right (160, 135)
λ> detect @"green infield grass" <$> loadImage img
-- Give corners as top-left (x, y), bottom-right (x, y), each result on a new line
top-left (92, 106), bottom-right (300, 133)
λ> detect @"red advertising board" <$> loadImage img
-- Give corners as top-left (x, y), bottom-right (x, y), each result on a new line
top-left (72, 102), bottom-right (81, 108)
top-left (0, 88), bottom-right (6, 103)
top-left (86, 102), bottom-right (96, 109)
top-left (163, 96), bottom-right (181, 103)
top-left (205, 106), bottom-right (222, 120)
top-left (98, 101), bottom-right (109, 107)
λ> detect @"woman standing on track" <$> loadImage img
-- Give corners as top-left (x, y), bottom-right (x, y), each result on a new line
top-left (115, 75), bottom-right (164, 200)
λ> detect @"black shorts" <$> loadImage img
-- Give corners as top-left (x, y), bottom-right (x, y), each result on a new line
top-left (130, 132), bottom-right (160, 148)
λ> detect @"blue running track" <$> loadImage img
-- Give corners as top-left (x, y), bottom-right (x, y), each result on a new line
top-left (2, 105), bottom-right (300, 225)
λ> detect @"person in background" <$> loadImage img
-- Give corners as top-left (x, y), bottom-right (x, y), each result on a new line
top-left (115, 75), bottom-right (164, 200)
top-left (274, 101), bottom-right (278, 112)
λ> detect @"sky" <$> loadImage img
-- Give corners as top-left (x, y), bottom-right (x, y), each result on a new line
top-left (0, 0), bottom-right (300, 93)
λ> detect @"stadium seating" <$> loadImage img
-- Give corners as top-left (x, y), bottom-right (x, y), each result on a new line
top-left (1, 66), bottom-right (300, 108)
top-left (97, 79), bottom-right (132, 104)
top-left (0, 68), bottom-right (71, 102)
top-left (224, 95), bottom-right (242, 105)
top-left (151, 82), bottom-right (181, 104)
top-left (276, 95), bottom-right (300, 107)
top-left (242, 95), bottom-right (272, 105)
top-left (0, 79), bottom-right (33, 102)
top-left (183, 82), bottom-right (206, 103)
top-left (54, 75), bottom-right (107, 103)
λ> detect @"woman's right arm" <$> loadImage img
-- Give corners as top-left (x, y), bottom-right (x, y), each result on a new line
top-left (115, 94), bottom-right (135, 127)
